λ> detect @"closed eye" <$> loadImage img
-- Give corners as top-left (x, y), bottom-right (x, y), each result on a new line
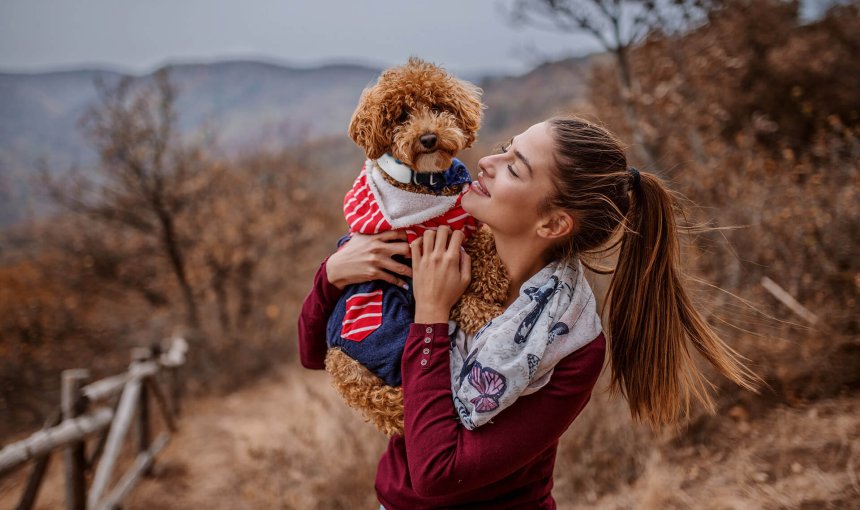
top-left (497, 139), bottom-right (518, 177)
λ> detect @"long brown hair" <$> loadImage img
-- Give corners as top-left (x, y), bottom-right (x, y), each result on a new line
top-left (544, 116), bottom-right (759, 429)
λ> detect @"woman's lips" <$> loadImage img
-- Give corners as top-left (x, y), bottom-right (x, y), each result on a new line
top-left (471, 176), bottom-right (490, 197)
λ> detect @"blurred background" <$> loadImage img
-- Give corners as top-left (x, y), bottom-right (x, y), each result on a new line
top-left (0, 0), bottom-right (858, 508)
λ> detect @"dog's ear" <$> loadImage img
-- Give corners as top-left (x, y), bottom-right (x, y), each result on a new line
top-left (348, 87), bottom-right (390, 160)
top-left (449, 79), bottom-right (485, 149)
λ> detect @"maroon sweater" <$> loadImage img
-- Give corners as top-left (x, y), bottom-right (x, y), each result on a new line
top-left (298, 260), bottom-right (606, 509)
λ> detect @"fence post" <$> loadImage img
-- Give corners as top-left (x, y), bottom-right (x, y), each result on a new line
top-left (16, 409), bottom-right (62, 510)
top-left (131, 347), bottom-right (152, 477)
top-left (166, 340), bottom-right (184, 418)
top-left (61, 369), bottom-right (90, 510)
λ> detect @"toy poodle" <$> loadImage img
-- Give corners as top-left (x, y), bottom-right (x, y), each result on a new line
top-left (324, 57), bottom-right (510, 436)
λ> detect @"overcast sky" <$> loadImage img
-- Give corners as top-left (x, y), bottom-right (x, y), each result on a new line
top-left (0, 0), bottom-right (600, 76)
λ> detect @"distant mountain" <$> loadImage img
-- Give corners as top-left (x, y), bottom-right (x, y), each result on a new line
top-left (0, 61), bottom-right (383, 226)
top-left (481, 55), bottom-right (595, 137)
top-left (0, 60), bottom-right (382, 165)
top-left (0, 56), bottom-right (594, 228)
top-left (454, 55), bottom-right (596, 172)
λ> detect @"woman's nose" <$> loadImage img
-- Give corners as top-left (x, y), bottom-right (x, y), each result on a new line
top-left (477, 156), bottom-right (495, 177)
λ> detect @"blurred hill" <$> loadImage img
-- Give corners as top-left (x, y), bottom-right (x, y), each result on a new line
top-left (1, 1), bottom-right (859, 508)
top-left (0, 54), bottom-right (595, 440)
top-left (0, 61), bottom-right (381, 227)
top-left (0, 57), bottom-right (593, 228)
top-left (0, 61), bottom-right (380, 159)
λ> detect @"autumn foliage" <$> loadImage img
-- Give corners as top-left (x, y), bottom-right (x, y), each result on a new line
top-left (0, 72), bottom-right (345, 438)
top-left (0, 1), bottom-right (858, 507)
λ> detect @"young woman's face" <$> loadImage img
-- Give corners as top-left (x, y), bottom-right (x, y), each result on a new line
top-left (462, 122), bottom-right (558, 237)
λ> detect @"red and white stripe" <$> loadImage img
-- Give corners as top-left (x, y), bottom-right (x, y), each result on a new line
top-left (343, 165), bottom-right (479, 244)
top-left (341, 289), bottom-right (383, 342)
top-left (344, 169), bottom-right (393, 234)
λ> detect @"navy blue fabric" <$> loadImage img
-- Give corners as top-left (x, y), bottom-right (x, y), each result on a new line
top-left (326, 157), bottom-right (471, 386)
top-left (336, 233), bottom-right (352, 249)
top-left (326, 280), bottom-right (414, 387)
top-left (392, 156), bottom-right (472, 193)
top-left (442, 157), bottom-right (472, 188)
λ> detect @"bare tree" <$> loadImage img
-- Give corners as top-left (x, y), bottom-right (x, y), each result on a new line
top-left (509, 0), bottom-right (709, 167)
top-left (44, 69), bottom-right (207, 332)
top-left (187, 149), bottom-right (331, 337)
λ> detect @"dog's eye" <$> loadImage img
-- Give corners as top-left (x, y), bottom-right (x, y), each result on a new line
top-left (397, 110), bottom-right (410, 123)
top-left (430, 104), bottom-right (442, 114)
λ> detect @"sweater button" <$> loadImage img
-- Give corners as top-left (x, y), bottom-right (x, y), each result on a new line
top-left (426, 326), bottom-right (433, 334)
top-left (424, 337), bottom-right (432, 343)
top-left (420, 359), bottom-right (428, 366)
top-left (422, 348), bottom-right (430, 355)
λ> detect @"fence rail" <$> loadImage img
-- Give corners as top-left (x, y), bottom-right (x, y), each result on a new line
top-left (0, 336), bottom-right (188, 510)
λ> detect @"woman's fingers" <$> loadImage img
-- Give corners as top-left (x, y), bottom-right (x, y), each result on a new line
top-left (449, 229), bottom-right (465, 251)
top-left (411, 237), bottom-right (422, 263)
top-left (373, 269), bottom-right (409, 290)
top-left (422, 229), bottom-right (436, 256)
top-left (376, 229), bottom-right (408, 242)
top-left (382, 238), bottom-right (412, 259)
top-left (459, 249), bottom-right (472, 287)
top-left (410, 227), bottom-right (472, 323)
top-left (378, 255), bottom-right (413, 279)
top-left (434, 226), bottom-right (450, 255)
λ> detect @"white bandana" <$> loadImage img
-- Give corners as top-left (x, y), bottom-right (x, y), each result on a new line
top-left (366, 161), bottom-right (461, 228)
top-left (449, 259), bottom-right (602, 430)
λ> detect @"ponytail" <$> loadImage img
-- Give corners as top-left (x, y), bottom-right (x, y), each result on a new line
top-left (605, 170), bottom-right (760, 428)
top-left (545, 116), bottom-right (759, 430)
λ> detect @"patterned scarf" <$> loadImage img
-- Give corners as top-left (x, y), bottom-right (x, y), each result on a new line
top-left (449, 259), bottom-right (602, 430)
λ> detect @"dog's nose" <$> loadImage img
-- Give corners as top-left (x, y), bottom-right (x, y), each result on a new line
top-left (419, 133), bottom-right (437, 149)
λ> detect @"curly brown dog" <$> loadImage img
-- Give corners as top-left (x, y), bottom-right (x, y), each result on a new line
top-left (325, 58), bottom-right (509, 436)
top-left (349, 57), bottom-right (481, 173)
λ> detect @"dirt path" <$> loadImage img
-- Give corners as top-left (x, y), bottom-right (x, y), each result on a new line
top-left (3, 363), bottom-right (857, 509)
top-left (127, 368), bottom-right (388, 509)
top-left (129, 367), bottom-right (860, 510)
top-left (563, 397), bottom-right (860, 510)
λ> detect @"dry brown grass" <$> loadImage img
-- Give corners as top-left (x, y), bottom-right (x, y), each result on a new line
top-left (2, 329), bottom-right (857, 510)
top-left (0, 368), bottom-right (388, 510)
top-left (128, 368), bottom-right (389, 510)
top-left (8, 364), bottom-right (853, 510)
top-left (3, 3), bottom-right (859, 508)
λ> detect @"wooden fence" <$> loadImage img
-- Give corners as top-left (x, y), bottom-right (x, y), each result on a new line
top-left (0, 336), bottom-right (188, 510)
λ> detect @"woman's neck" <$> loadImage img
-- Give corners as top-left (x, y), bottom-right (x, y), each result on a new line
top-left (492, 230), bottom-right (552, 308)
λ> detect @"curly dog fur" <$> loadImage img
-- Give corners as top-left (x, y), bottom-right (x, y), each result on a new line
top-left (327, 227), bottom-right (509, 436)
top-left (325, 349), bottom-right (404, 436)
top-left (451, 226), bottom-right (509, 335)
top-left (348, 57), bottom-right (483, 173)
top-left (327, 58), bottom-right (509, 436)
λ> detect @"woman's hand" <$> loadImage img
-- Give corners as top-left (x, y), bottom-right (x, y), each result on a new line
top-left (326, 230), bottom-right (413, 290)
top-left (411, 226), bottom-right (471, 324)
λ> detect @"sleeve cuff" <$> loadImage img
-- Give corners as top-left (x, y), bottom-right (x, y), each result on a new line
top-left (319, 258), bottom-right (344, 303)
top-left (406, 322), bottom-right (450, 373)
top-left (408, 322), bottom-right (449, 339)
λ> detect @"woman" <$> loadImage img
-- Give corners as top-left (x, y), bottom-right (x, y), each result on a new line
top-left (298, 117), bottom-right (758, 509)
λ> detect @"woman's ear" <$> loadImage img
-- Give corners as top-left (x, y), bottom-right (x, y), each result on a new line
top-left (536, 210), bottom-right (574, 241)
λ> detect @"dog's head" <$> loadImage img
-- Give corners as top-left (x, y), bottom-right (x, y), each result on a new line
top-left (348, 57), bottom-right (484, 173)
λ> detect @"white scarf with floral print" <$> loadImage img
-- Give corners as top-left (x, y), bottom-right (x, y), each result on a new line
top-left (449, 259), bottom-right (602, 430)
